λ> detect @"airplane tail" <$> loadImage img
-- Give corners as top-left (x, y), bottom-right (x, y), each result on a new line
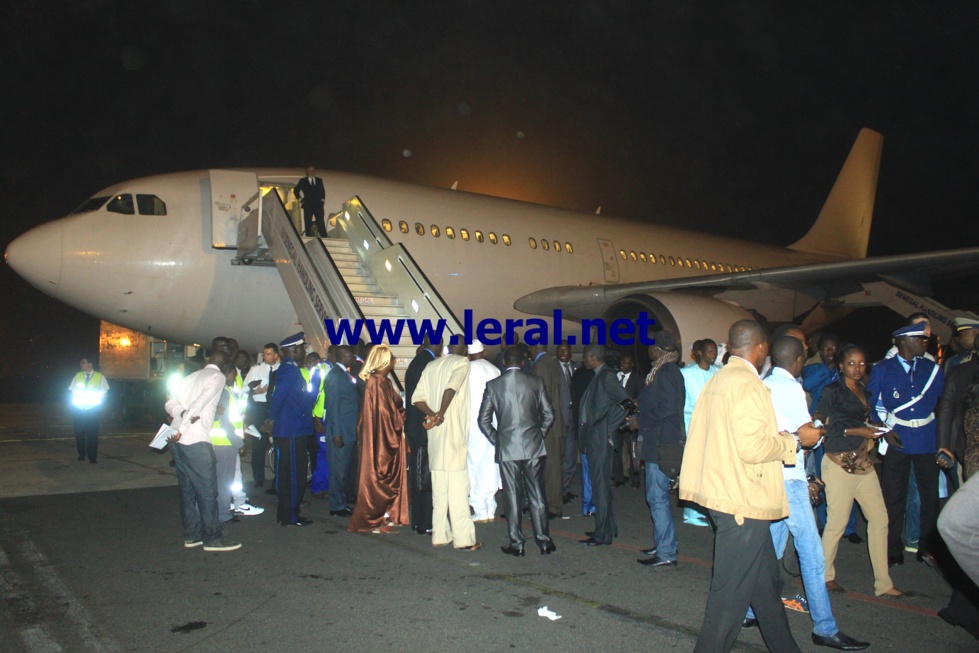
top-left (788, 128), bottom-right (883, 260)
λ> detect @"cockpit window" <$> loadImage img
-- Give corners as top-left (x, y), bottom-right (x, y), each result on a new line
top-left (70, 196), bottom-right (110, 214)
top-left (106, 194), bottom-right (135, 215)
top-left (136, 194), bottom-right (167, 215)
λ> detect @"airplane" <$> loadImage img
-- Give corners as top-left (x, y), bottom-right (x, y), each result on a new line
top-left (5, 128), bottom-right (978, 368)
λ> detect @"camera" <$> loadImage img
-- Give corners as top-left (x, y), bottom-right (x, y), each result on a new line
top-left (616, 398), bottom-right (638, 434)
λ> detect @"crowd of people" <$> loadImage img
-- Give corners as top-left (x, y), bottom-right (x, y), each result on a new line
top-left (109, 309), bottom-right (979, 651)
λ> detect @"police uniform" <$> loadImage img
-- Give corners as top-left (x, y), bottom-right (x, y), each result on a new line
top-left (69, 368), bottom-right (109, 463)
top-left (268, 333), bottom-right (316, 526)
top-left (866, 324), bottom-right (945, 560)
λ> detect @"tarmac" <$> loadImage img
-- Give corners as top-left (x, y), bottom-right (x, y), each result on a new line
top-left (0, 403), bottom-right (975, 652)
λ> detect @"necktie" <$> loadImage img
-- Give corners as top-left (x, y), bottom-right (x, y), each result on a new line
top-left (907, 359), bottom-right (915, 383)
top-left (563, 363), bottom-right (571, 382)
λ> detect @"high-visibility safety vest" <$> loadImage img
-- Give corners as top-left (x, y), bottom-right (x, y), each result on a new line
top-left (70, 372), bottom-right (106, 410)
top-left (302, 364), bottom-right (330, 419)
top-left (211, 387), bottom-right (244, 446)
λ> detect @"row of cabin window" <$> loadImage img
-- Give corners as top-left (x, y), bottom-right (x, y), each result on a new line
top-left (618, 249), bottom-right (754, 273)
top-left (381, 219), bottom-right (574, 254)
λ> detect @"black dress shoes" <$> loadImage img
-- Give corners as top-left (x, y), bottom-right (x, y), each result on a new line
top-left (742, 617), bottom-right (757, 629)
top-left (888, 554), bottom-right (904, 567)
top-left (844, 533), bottom-right (863, 544)
top-left (811, 631), bottom-right (870, 651)
top-left (539, 541), bottom-right (557, 555)
top-left (330, 508), bottom-right (353, 517)
top-left (637, 556), bottom-right (677, 569)
top-left (579, 537), bottom-right (610, 546)
top-left (500, 545), bottom-right (525, 557)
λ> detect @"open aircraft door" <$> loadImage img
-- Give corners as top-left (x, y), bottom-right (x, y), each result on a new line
top-left (207, 170), bottom-right (259, 249)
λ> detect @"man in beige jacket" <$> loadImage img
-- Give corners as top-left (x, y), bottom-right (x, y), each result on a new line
top-left (680, 320), bottom-right (801, 653)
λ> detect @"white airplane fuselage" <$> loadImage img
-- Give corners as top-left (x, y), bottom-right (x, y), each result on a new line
top-left (7, 168), bottom-right (828, 353)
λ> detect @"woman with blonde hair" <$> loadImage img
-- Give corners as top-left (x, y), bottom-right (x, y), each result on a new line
top-left (348, 345), bottom-right (409, 533)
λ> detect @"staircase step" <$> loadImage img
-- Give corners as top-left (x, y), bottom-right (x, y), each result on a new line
top-left (346, 282), bottom-right (381, 293)
top-left (338, 274), bottom-right (375, 287)
top-left (354, 295), bottom-right (401, 307)
top-left (326, 252), bottom-right (359, 264)
top-left (360, 305), bottom-right (409, 318)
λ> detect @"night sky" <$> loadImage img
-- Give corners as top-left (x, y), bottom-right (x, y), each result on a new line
top-left (1, 2), bottom-right (976, 383)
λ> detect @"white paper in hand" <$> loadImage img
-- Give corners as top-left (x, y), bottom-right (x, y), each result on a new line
top-left (150, 424), bottom-right (176, 450)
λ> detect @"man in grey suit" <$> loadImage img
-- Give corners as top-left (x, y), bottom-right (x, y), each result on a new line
top-left (578, 344), bottom-right (632, 546)
top-left (479, 347), bottom-right (557, 556)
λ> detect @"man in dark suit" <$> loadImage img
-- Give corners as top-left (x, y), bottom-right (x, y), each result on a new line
top-left (294, 166), bottom-right (327, 237)
top-left (614, 353), bottom-right (645, 487)
top-left (323, 346), bottom-right (362, 517)
top-left (529, 343), bottom-right (567, 518)
top-left (479, 347), bottom-right (556, 556)
top-left (556, 342), bottom-right (579, 503)
top-left (578, 344), bottom-right (631, 546)
top-left (405, 339), bottom-right (440, 534)
top-left (570, 359), bottom-right (596, 515)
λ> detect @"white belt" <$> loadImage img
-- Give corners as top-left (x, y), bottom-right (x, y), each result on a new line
top-left (892, 414), bottom-right (934, 429)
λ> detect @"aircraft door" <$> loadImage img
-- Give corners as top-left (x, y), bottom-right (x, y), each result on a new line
top-left (208, 170), bottom-right (259, 248)
top-left (597, 238), bottom-right (620, 283)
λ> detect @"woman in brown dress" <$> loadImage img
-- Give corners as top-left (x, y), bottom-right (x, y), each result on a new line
top-left (348, 345), bottom-right (408, 533)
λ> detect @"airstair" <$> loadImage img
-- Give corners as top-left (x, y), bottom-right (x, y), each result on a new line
top-left (233, 186), bottom-right (462, 373)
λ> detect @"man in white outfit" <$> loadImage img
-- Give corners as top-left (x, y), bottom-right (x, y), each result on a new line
top-left (467, 341), bottom-right (502, 522)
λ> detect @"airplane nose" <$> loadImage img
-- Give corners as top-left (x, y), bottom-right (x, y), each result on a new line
top-left (5, 221), bottom-right (63, 294)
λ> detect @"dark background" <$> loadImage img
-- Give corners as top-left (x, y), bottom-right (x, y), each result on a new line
top-left (2, 2), bottom-right (976, 398)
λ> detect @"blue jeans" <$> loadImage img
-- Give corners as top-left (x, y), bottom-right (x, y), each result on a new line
top-left (644, 462), bottom-right (677, 560)
top-left (747, 479), bottom-right (837, 637)
top-left (581, 454), bottom-right (595, 515)
top-left (172, 441), bottom-right (223, 546)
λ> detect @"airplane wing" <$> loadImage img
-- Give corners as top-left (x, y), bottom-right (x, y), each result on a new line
top-left (514, 247), bottom-right (979, 316)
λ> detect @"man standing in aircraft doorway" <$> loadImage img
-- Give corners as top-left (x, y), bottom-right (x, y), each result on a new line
top-left (294, 166), bottom-right (327, 237)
